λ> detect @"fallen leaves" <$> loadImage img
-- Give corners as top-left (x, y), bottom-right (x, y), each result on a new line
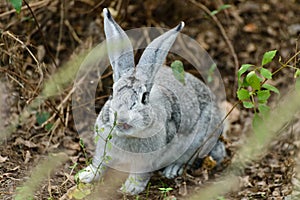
top-left (13, 137), bottom-right (38, 149)
top-left (0, 155), bottom-right (8, 163)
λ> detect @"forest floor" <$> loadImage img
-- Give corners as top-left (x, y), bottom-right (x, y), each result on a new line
top-left (1, 0), bottom-right (300, 199)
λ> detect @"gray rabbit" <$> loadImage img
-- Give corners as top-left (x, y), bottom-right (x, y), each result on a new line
top-left (77, 8), bottom-right (227, 195)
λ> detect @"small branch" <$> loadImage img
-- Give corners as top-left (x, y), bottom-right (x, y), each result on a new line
top-left (64, 20), bottom-right (83, 44)
top-left (56, 0), bottom-right (65, 62)
top-left (23, 0), bottom-right (58, 68)
top-left (3, 31), bottom-right (44, 98)
top-left (183, 100), bottom-right (241, 175)
top-left (188, 0), bottom-right (239, 96)
top-left (0, 0), bottom-right (50, 18)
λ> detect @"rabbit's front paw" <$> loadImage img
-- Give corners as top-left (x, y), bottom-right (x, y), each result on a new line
top-left (120, 173), bottom-right (151, 195)
top-left (162, 163), bottom-right (183, 179)
top-left (77, 165), bottom-right (101, 183)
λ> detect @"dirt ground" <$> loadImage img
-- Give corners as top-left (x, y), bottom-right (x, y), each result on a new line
top-left (1, 0), bottom-right (300, 199)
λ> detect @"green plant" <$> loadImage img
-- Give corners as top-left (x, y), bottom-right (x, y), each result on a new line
top-left (159, 187), bottom-right (173, 199)
top-left (237, 50), bottom-right (279, 129)
top-left (210, 4), bottom-right (231, 16)
top-left (75, 112), bottom-right (117, 183)
top-left (9, 0), bottom-right (22, 13)
top-left (36, 111), bottom-right (53, 131)
top-left (207, 63), bottom-right (217, 83)
top-left (237, 49), bottom-right (300, 131)
top-left (171, 60), bottom-right (186, 85)
top-left (78, 138), bottom-right (91, 166)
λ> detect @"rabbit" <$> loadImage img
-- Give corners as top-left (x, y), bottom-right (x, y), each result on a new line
top-left (77, 8), bottom-right (227, 195)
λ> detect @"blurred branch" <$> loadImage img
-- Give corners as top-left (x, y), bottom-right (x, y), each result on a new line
top-left (188, 0), bottom-right (239, 96)
top-left (23, 0), bottom-right (58, 68)
top-left (0, 0), bottom-right (50, 18)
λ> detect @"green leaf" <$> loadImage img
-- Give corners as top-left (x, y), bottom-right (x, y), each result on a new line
top-left (94, 134), bottom-right (100, 144)
top-left (294, 69), bottom-right (300, 78)
top-left (238, 64), bottom-right (252, 78)
top-left (242, 101), bottom-right (254, 108)
top-left (246, 71), bottom-right (261, 91)
top-left (159, 187), bottom-right (173, 192)
top-left (45, 123), bottom-right (53, 131)
top-left (237, 89), bottom-right (250, 101)
top-left (257, 90), bottom-right (271, 103)
top-left (239, 64), bottom-right (252, 74)
top-left (171, 60), bottom-right (186, 85)
top-left (261, 50), bottom-right (277, 66)
top-left (79, 138), bottom-right (85, 148)
top-left (210, 4), bottom-right (231, 16)
top-left (10, 0), bottom-right (22, 13)
top-left (36, 112), bottom-right (50, 126)
top-left (260, 68), bottom-right (272, 79)
top-left (219, 4), bottom-right (231, 10)
top-left (210, 10), bottom-right (218, 16)
top-left (113, 112), bottom-right (118, 126)
top-left (238, 64), bottom-right (253, 88)
top-left (262, 83), bottom-right (280, 94)
top-left (105, 155), bottom-right (112, 163)
top-left (207, 63), bottom-right (217, 83)
top-left (258, 104), bottom-right (270, 116)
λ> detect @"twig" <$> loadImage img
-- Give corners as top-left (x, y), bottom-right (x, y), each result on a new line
top-left (64, 20), bottom-right (83, 44)
top-left (23, 0), bottom-right (58, 68)
top-left (188, 0), bottom-right (239, 96)
top-left (56, 0), bottom-right (65, 61)
top-left (0, 0), bottom-right (50, 18)
top-left (273, 50), bottom-right (300, 76)
top-left (85, 0), bottom-right (106, 14)
top-left (182, 100), bottom-right (241, 175)
top-left (7, 74), bottom-right (24, 88)
top-left (39, 86), bottom-right (76, 128)
top-left (3, 31), bottom-right (44, 98)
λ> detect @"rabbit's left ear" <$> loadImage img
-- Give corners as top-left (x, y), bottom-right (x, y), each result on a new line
top-left (136, 22), bottom-right (184, 90)
top-left (103, 8), bottom-right (135, 81)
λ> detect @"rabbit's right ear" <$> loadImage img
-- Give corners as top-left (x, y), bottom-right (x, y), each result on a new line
top-left (103, 8), bottom-right (135, 81)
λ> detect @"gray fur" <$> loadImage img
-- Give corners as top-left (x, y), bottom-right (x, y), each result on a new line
top-left (136, 22), bottom-right (184, 90)
top-left (103, 8), bottom-right (135, 81)
top-left (77, 8), bottom-right (226, 195)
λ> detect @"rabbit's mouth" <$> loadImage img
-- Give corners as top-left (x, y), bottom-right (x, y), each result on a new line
top-left (117, 123), bottom-right (133, 131)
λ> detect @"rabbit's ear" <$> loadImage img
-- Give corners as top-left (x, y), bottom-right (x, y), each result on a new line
top-left (103, 8), bottom-right (135, 81)
top-left (136, 22), bottom-right (184, 90)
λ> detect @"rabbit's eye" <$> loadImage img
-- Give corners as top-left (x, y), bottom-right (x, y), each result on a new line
top-left (141, 92), bottom-right (149, 104)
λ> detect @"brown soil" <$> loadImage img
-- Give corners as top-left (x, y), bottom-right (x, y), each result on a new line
top-left (0, 0), bottom-right (300, 199)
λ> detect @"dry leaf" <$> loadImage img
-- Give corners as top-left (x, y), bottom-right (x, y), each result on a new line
top-left (24, 150), bottom-right (31, 164)
top-left (0, 155), bottom-right (8, 163)
top-left (243, 23), bottom-right (258, 33)
top-left (14, 137), bottom-right (37, 148)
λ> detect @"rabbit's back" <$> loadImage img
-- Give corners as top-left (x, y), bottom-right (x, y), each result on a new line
top-left (153, 66), bottom-right (223, 157)
top-left (154, 66), bottom-right (220, 131)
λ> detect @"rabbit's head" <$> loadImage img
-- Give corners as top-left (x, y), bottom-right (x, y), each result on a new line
top-left (103, 8), bottom-right (184, 137)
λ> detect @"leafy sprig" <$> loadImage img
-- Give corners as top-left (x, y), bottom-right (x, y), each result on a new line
top-left (237, 49), bottom-right (300, 130)
top-left (9, 0), bottom-right (22, 13)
